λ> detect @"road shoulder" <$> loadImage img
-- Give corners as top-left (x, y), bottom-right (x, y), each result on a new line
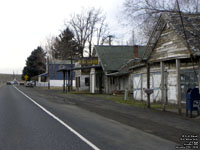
top-left (17, 86), bottom-right (200, 145)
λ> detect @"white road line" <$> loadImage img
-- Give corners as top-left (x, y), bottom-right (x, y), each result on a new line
top-left (13, 86), bottom-right (100, 150)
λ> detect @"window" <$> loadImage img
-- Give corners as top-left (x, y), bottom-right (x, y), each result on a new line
top-left (180, 70), bottom-right (199, 101)
top-left (85, 77), bottom-right (90, 86)
top-left (110, 77), bottom-right (115, 85)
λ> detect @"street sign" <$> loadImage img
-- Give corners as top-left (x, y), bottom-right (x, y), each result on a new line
top-left (78, 57), bottom-right (98, 65)
top-left (24, 75), bottom-right (28, 81)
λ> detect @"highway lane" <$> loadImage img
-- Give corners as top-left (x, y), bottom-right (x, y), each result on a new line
top-left (0, 85), bottom-right (93, 150)
top-left (0, 85), bottom-right (177, 150)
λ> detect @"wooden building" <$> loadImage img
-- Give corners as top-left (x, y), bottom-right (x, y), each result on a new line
top-left (130, 12), bottom-right (200, 104)
top-left (74, 57), bottom-right (100, 91)
top-left (93, 45), bottom-right (145, 94)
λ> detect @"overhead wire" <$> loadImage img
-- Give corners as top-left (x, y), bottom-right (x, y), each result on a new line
top-left (176, 0), bottom-right (199, 86)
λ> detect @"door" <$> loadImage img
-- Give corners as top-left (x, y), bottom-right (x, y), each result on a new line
top-left (133, 74), bottom-right (142, 100)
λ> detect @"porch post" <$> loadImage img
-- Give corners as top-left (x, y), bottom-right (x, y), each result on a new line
top-left (99, 73), bottom-right (103, 94)
top-left (176, 59), bottom-right (182, 115)
top-left (161, 61), bottom-right (165, 111)
top-left (38, 75), bottom-right (41, 82)
top-left (67, 71), bottom-right (70, 92)
top-left (147, 63), bottom-right (151, 108)
top-left (63, 71), bottom-right (66, 93)
top-left (90, 68), bottom-right (96, 93)
top-left (141, 74), bottom-right (143, 100)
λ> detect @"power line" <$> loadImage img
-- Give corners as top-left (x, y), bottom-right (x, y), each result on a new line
top-left (176, 0), bottom-right (199, 85)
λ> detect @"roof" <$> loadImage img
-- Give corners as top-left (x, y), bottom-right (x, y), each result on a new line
top-left (164, 13), bottom-right (200, 56)
top-left (38, 72), bottom-right (48, 77)
top-left (143, 12), bottom-right (200, 59)
top-left (95, 45), bottom-right (145, 73)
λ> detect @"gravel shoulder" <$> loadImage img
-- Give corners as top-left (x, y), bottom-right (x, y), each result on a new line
top-left (22, 86), bottom-right (200, 145)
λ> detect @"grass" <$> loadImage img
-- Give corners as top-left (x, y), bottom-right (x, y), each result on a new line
top-left (92, 94), bottom-right (147, 108)
top-left (38, 87), bottom-right (178, 110)
top-left (68, 91), bottom-right (178, 110)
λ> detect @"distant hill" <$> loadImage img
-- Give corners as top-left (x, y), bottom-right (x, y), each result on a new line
top-left (0, 74), bottom-right (22, 85)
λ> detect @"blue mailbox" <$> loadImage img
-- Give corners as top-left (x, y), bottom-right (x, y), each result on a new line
top-left (186, 88), bottom-right (200, 118)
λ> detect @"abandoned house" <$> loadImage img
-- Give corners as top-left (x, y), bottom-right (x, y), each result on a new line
top-left (129, 12), bottom-right (200, 104)
top-left (74, 57), bottom-right (100, 91)
top-left (90, 45), bottom-right (145, 94)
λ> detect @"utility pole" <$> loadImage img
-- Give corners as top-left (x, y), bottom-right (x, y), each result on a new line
top-left (70, 54), bottom-right (73, 91)
top-left (161, 61), bottom-right (166, 111)
top-left (108, 35), bottom-right (113, 46)
top-left (147, 63), bottom-right (151, 108)
top-left (47, 56), bottom-right (50, 89)
top-left (176, 59), bottom-right (182, 115)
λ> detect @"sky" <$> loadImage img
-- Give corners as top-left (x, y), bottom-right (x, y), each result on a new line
top-left (0, 0), bottom-right (129, 74)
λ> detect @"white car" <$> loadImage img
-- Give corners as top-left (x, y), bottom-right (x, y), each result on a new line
top-left (25, 81), bottom-right (34, 87)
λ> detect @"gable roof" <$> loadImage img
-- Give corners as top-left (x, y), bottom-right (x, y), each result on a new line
top-left (143, 12), bottom-right (200, 60)
top-left (95, 45), bottom-right (145, 74)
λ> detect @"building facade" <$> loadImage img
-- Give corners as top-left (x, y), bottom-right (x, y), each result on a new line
top-left (130, 13), bottom-right (200, 104)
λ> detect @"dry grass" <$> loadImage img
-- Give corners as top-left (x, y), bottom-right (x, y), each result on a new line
top-left (69, 91), bottom-right (178, 110)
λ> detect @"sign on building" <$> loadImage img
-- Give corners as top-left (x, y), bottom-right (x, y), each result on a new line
top-left (78, 57), bottom-right (98, 66)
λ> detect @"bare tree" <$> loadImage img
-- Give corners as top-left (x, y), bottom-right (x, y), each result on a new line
top-left (96, 16), bottom-right (110, 45)
top-left (68, 8), bottom-right (109, 57)
top-left (43, 35), bottom-right (57, 60)
top-left (123, 0), bottom-right (200, 42)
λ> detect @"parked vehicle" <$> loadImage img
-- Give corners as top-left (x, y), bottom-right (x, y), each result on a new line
top-left (25, 81), bottom-right (34, 87)
top-left (13, 80), bottom-right (19, 85)
top-left (7, 81), bottom-right (12, 85)
top-left (19, 82), bottom-right (25, 85)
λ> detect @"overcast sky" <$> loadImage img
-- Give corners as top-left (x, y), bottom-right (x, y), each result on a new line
top-left (0, 0), bottom-right (130, 74)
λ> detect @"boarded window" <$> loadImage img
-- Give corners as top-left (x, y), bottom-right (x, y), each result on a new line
top-left (85, 77), bottom-right (90, 86)
top-left (110, 77), bottom-right (115, 85)
top-left (180, 69), bottom-right (199, 101)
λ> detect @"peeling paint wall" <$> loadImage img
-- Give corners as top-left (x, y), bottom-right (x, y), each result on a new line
top-left (132, 71), bottom-right (162, 103)
top-left (130, 13), bottom-right (200, 104)
top-left (167, 70), bottom-right (177, 103)
top-left (149, 24), bottom-right (190, 62)
top-left (131, 61), bottom-right (200, 104)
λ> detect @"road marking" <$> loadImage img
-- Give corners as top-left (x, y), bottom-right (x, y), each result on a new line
top-left (13, 86), bottom-right (100, 150)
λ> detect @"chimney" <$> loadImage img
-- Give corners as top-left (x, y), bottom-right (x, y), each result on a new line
top-left (133, 45), bottom-right (139, 58)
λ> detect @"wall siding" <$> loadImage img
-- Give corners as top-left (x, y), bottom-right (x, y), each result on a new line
top-left (149, 24), bottom-right (189, 62)
top-left (131, 64), bottom-right (177, 103)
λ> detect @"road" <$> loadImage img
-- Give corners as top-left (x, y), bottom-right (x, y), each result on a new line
top-left (0, 85), bottom-right (177, 150)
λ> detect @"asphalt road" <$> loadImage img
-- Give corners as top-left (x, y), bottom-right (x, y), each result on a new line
top-left (0, 85), bottom-right (177, 150)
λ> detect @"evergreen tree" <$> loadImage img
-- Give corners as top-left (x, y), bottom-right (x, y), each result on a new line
top-left (22, 46), bottom-right (46, 80)
top-left (53, 27), bottom-right (80, 60)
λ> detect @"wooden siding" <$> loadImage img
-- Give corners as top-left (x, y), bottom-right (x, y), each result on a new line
top-left (149, 24), bottom-right (190, 62)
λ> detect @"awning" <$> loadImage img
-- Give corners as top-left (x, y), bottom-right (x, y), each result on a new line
top-left (57, 65), bottom-right (101, 72)
top-left (38, 72), bottom-right (48, 77)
